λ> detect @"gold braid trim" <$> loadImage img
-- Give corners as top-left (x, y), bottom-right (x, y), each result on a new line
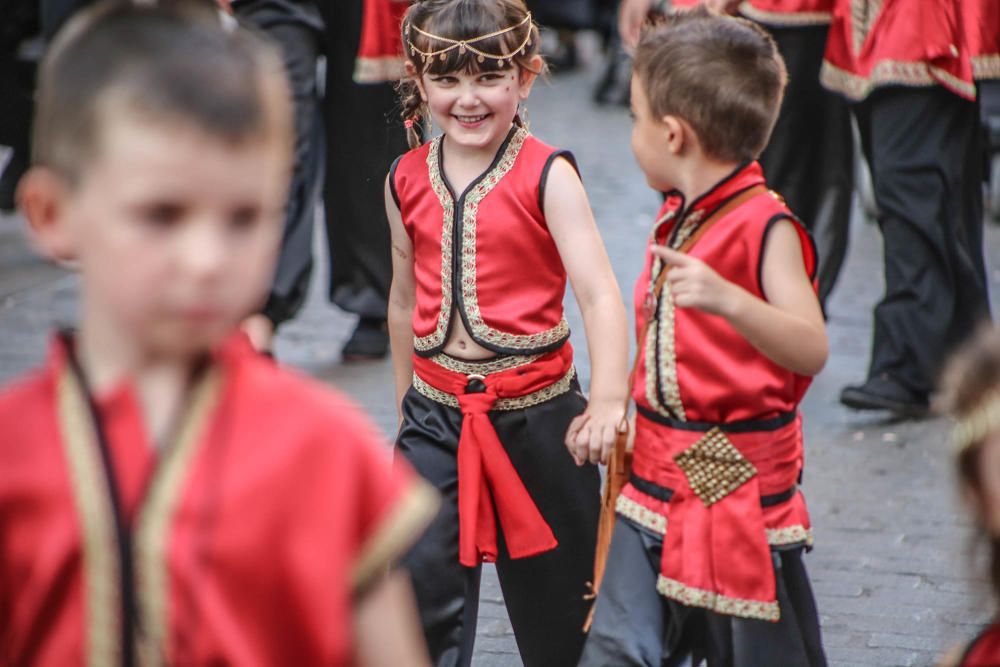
top-left (428, 352), bottom-right (541, 375)
top-left (849, 0), bottom-right (882, 55)
top-left (58, 368), bottom-right (122, 667)
top-left (953, 391), bottom-right (1000, 452)
top-left (973, 54), bottom-right (1000, 81)
top-left (766, 524), bottom-right (814, 547)
top-left (820, 59), bottom-right (977, 102)
top-left (657, 575), bottom-right (781, 621)
top-left (414, 136), bottom-right (455, 352)
top-left (737, 2), bottom-right (831, 26)
top-left (134, 369), bottom-right (222, 666)
top-left (615, 494), bottom-right (667, 536)
top-left (412, 367), bottom-right (576, 411)
top-left (406, 12), bottom-right (533, 68)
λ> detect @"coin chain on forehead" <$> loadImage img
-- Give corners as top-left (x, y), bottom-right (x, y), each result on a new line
top-left (405, 12), bottom-right (533, 68)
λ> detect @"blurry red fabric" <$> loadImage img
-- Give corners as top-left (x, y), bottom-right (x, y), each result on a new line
top-left (393, 129), bottom-right (571, 356)
top-left (631, 161), bottom-right (816, 424)
top-left (411, 344), bottom-right (574, 566)
top-left (822, 0), bottom-right (1000, 101)
top-left (962, 623), bottom-right (1000, 666)
top-left (354, 0), bottom-right (408, 83)
top-left (0, 333), bottom-right (428, 665)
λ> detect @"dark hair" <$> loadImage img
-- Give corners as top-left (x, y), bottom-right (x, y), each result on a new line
top-left (398, 0), bottom-right (542, 148)
top-left (33, 0), bottom-right (291, 184)
top-left (632, 7), bottom-right (786, 163)
top-left (939, 325), bottom-right (1000, 601)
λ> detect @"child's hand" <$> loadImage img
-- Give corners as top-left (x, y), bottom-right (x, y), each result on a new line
top-left (565, 400), bottom-right (626, 466)
top-left (651, 245), bottom-right (740, 317)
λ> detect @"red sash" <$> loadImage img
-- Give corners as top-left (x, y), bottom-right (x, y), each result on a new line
top-left (632, 412), bottom-right (804, 620)
top-left (411, 345), bottom-right (574, 567)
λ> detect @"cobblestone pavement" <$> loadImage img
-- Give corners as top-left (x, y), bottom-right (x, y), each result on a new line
top-left (3, 51), bottom-right (1000, 667)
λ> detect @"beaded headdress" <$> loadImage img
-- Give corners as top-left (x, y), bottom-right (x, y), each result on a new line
top-left (953, 391), bottom-right (1000, 452)
top-left (405, 12), bottom-right (534, 68)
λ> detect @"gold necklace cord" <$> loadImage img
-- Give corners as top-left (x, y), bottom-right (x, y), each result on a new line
top-left (406, 12), bottom-right (533, 64)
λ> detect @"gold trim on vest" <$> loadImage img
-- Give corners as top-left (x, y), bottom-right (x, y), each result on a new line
top-left (849, 0), bottom-right (882, 55)
top-left (973, 54), bottom-right (1000, 81)
top-left (820, 59), bottom-right (978, 101)
top-left (134, 369), bottom-right (222, 666)
top-left (415, 137), bottom-right (456, 352)
top-left (58, 368), bottom-right (122, 667)
top-left (615, 493), bottom-right (667, 535)
top-left (737, 2), bottom-right (831, 26)
top-left (412, 366), bottom-right (576, 411)
top-left (657, 574), bottom-right (781, 621)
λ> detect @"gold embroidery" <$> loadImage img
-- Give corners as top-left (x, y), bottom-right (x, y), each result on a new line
top-left (674, 428), bottom-right (756, 506)
top-left (429, 352), bottom-right (541, 375)
top-left (58, 368), bottom-right (122, 667)
top-left (973, 54), bottom-right (1000, 81)
top-left (134, 369), bottom-right (222, 666)
top-left (615, 494), bottom-right (667, 536)
top-left (415, 136), bottom-right (455, 352)
top-left (737, 2), bottom-right (831, 26)
top-left (766, 525), bottom-right (814, 547)
top-left (670, 209), bottom-right (704, 250)
top-left (459, 127), bottom-right (571, 351)
top-left (820, 59), bottom-right (977, 102)
top-left (353, 480), bottom-right (440, 592)
top-left (849, 0), bottom-right (882, 55)
top-left (644, 255), bottom-right (667, 415)
top-left (353, 56), bottom-right (406, 84)
top-left (656, 278), bottom-right (687, 421)
top-left (412, 367), bottom-right (576, 411)
top-left (657, 575), bottom-right (781, 621)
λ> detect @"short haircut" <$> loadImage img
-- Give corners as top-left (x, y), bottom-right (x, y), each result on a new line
top-left (633, 7), bottom-right (787, 163)
top-left (33, 0), bottom-right (291, 184)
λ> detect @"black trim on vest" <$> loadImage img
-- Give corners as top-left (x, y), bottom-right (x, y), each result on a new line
top-left (636, 405), bottom-right (798, 432)
top-left (388, 154), bottom-right (404, 210)
top-left (538, 149), bottom-right (578, 216)
top-left (757, 212), bottom-right (818, 302)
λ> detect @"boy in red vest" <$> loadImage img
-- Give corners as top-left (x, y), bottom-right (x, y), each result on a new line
top-left (1, 2), bottom-right (436, 664)
top-left (580, 9), bottom-right (829, 666)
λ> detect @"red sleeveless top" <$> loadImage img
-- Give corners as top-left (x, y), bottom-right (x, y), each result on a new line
top-left (961, 622), bottom-right (1000, 666)
top-left (632, 161), bottom-right (817, 424)
top-left (391, 126), bottom-right (574, 357)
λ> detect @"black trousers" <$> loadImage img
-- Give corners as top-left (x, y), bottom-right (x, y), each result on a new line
top-left (757, 24), bottom-right (854, 307)
top-left (579, 518), bottom-right (827, 667)
top-left (853, 86), bottom-right (991, 396)
top-left (236, 0), bottom-right (405, 326)
top-left (395, 383), bottom-right (601, 667)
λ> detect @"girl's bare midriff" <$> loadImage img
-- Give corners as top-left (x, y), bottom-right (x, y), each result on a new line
top-left (442, 307), bottom-right (497, 360)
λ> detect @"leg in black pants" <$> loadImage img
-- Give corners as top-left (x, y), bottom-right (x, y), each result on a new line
top-left (396, 383), bottom-right (601, 667)
top-left (756, 24), bottom-right (854, 307)
top-left (233, 0), bottom-right (325, 327)
top-left (317, 0), bottom-right (408, 358)
top-left (844, 86), bottom-right (991, 409)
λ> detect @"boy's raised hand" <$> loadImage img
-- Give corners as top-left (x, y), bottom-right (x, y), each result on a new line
top-left (652, 245), bottom-right (740, 317)
top-left (565, 400), bottom-right (626, 466)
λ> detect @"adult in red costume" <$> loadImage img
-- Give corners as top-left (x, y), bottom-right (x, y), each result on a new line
top-left (823, 0), bottom-right (999, 416)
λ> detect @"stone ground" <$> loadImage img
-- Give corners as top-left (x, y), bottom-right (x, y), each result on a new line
top-left (3, 46), bottom-right (1000, 667)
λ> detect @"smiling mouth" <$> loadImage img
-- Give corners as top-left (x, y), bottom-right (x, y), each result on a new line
top-left (454, 113), bottom-right (490, 123)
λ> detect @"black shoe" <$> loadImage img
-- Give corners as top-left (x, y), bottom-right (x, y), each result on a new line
top-left (341, 318), bottom-right (389, 361)
top-left (839, 374), bottom-right (930, 418)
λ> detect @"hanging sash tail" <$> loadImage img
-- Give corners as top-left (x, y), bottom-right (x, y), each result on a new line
top-left (411, 344), bottom-right (576, 567)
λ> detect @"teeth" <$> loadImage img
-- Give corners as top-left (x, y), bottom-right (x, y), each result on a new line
top-left (456, 114), bottom-right (488, 122)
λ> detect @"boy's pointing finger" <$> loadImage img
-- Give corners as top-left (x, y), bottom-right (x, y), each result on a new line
top-left (651, 245), bottom-right (693, 266)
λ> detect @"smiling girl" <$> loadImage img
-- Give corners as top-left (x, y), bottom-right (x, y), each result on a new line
top-left (384, 1), bottom-right (628, 665)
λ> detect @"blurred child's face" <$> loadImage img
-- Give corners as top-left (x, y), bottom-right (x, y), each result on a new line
top-left (975, 433), bottom-right (1000, 536)
top-left (52, 113), bottom-right (289, 358)
top-left (418, 63), bottom-right (535, 152)
top-left (630, 73), bottom-right (678, 192)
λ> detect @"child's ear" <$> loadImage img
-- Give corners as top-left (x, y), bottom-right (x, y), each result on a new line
top-left (17, 167), bottom-right (77, 263)
top-left (662, 115), bottom-right (686, 155)
top-left (405, 62), bottom-right (428, 102)
top-left (517, 56), bottom-right (544, 98)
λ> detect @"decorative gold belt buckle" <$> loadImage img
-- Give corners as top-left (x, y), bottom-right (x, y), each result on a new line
top-left (674, 427), bottom-right (757, 506)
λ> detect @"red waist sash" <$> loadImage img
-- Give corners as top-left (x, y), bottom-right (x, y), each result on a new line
top-left (630, 410), bottom-right (805, 621)
top-left (411, 345), bottom-right (574, 567)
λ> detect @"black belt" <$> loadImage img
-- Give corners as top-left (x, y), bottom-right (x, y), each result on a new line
top-left (629, 472), bottom-right (797, 508)
top-left (636, 405), bottom-right (797, 433)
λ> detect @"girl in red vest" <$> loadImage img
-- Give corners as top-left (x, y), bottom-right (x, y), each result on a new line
top-left (384, 1), bottom-right (629, 665)
top-left (938, 328), bottom-right (1000, 666)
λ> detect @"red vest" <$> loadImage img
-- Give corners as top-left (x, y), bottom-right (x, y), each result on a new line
top-left (821, 0), bottom-right (1000, 101)
top-left (672, 0), bottom-right (833, 24)
top-left (962, 622), bottom-right (1000, 666)
top-left (391, 126), bottom-right (572, 356)
top-left (632, 161), bottom-right (816, 425)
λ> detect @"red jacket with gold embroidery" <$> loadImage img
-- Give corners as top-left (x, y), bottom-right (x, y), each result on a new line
top-left (821, 0), bottom-right (1000, 101)
top-left (618, 162), bottom-right (819, 622)
top-left (390, 126), bottom-right (573, 357)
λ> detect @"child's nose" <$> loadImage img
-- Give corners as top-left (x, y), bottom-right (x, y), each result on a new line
top-left (181, 225), bottom-right (228, 281)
